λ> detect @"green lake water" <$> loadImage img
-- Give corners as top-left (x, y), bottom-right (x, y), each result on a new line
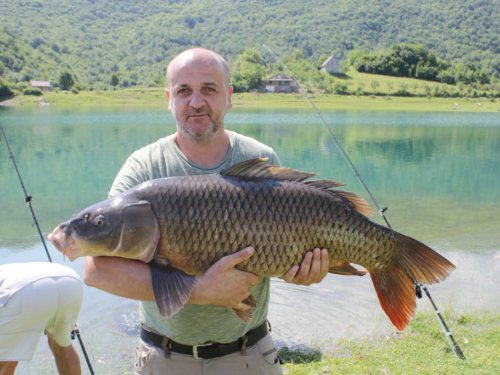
top-left (1, 105), bottom-right (499, 373)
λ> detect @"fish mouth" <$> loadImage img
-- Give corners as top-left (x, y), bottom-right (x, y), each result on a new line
top-left (47, 227), bottom-right (80, 261)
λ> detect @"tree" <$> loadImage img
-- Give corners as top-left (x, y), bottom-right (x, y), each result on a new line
top-left (370, 80), bottom-right (380, 92)
top-left (110, 74), bottom-right (119, 87)
top-left (0, 78), bottom-right (14, 98)
top-left (230, 49), bottom-right (266, 92)
top-left (59, 72), bottom-right (74, 90)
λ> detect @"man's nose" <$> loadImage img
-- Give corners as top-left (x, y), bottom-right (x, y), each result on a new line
top-left (189, 91), bottom-right (206, 108)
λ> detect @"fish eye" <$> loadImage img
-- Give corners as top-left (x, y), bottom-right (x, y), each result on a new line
top-left (94, 215), bottom-right (106, 226)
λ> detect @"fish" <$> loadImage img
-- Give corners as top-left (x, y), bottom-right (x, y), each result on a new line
top-left (48, 157), bottom-right (455, 330)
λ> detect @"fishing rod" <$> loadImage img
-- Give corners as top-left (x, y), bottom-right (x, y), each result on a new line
top-left (1, 119), bottom-right (96, 374)
top-left (263, 44), bottom-right (466, 360)
top-left (263, 45), bottom-right (391, 227)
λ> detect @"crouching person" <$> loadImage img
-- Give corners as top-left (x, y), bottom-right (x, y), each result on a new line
top-left (0, 262), bottom-right (83, 375)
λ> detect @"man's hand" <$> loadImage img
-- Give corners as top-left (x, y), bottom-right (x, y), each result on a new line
top-left (284, 248), bottom-right (329, 286)
top-left (188, 246), bottom-right (260, 311)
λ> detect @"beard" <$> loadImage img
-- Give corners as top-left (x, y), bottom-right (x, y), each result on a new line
top-left (176, 108), bottom-right (224, 145)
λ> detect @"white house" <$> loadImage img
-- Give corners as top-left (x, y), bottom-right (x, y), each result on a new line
top-left (320, 57), bottom-right (341, 74)
top-left (30, 81), bottom-right (54, 92)
top-left (265, 73), bottom-right (298, 93)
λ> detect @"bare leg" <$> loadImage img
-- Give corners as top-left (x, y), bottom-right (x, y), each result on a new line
top-left (0, 362), bottom-right (18, 375)
top-left (46, 331), bottom-right (81, 375)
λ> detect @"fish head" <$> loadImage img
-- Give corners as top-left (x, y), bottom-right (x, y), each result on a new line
top-left (48, 195), bottom-right (160, 263)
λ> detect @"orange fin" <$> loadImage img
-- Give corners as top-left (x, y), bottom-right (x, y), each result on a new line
top-left (329, 261), bottom-right (367, 276)
top-left (370, 233), bottom-right (455, 331)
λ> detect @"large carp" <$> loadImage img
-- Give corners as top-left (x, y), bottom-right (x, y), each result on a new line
top-left (48, 158), bottom-right (455, 330)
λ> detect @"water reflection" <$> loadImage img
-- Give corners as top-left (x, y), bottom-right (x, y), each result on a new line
top-left (1, 106), bottom-right (499, 373)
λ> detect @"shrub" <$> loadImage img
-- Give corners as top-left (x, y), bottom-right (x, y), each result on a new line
top-left (22, 88), bottom-right (43, 96)
top-left (0, 79), bottom-right (14, 98)
top-left (333, 81), bottom-right (349, 95)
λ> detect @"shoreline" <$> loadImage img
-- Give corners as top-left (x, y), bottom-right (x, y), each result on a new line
top-left (1, 90), bottom-right (499, 112)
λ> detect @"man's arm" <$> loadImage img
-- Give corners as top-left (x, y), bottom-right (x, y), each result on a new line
top-left (84, 246), bottom-right (329, 307)
top-left (83, 247), bottom-right (261, 311)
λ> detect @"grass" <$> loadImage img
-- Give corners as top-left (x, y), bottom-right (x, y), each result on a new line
top-left (16, 309), bottom-right (500, 374)
top-left (280, 309), bottom-right (500, 374)
top-left (2, 70), bottom-right (499, 112)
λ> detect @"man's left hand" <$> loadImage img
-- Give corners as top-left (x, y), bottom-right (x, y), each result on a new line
top-left (283, 248), bottom-right (329, 286)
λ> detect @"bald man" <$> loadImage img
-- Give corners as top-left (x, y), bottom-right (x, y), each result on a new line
top-left (84, 48), bottom-right (329, 374)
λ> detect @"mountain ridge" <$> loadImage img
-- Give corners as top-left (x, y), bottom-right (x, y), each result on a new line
top-left (1, 0), bottom-right (499, 86)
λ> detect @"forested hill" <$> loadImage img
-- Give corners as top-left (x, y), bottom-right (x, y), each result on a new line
top-left (1, 0), bottom-right (499, 87)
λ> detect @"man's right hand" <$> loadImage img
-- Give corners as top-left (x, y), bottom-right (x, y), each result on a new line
top-left (188, 246), bottom-right (260, 311)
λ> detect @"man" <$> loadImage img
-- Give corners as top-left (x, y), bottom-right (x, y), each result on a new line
top-left (84, 48), bottom-right (329, 374)
top-left (0, 262), bottom-right (82, 375)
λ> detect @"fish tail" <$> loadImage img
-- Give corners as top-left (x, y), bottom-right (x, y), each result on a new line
top-left (370, 234), bottom-right (455, 331)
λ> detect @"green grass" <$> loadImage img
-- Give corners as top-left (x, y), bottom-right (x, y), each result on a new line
top-left (281, 310), bottom-right (500, 374)
top-left (2, 71), bottom-right (499, 112)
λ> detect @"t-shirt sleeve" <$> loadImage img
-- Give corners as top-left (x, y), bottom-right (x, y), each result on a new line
top-left (108, 153), bottom-right (149, 197)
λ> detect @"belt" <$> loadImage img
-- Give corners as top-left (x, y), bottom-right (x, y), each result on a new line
top-left (140, 320), bottom-right (269, 360)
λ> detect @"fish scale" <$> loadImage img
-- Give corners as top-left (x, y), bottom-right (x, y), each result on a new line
top-left (144, 173), bottom-right (389, 277)
top-left (48, 158), bottom-right (455, 330)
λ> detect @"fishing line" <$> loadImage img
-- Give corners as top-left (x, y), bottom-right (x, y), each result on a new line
top-left (1, 119), bottom-right (95, 374)
top-left (263, 44), bottom-right (465, 360)
top-left (263, 44), bottom-right (391, 227)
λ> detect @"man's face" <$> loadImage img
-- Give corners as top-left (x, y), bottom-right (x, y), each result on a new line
top-left (166, 56), bottom-right (233, 144)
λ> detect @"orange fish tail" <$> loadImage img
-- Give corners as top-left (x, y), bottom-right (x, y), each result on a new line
top-left (370, 233), bottom-right (455, 331)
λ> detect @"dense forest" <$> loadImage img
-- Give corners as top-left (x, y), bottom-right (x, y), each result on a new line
top-left (1, 0), bottom-right (499, 92)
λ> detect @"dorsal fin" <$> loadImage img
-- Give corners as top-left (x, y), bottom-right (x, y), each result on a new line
top-left (335, 190), bottom-right (373, 216)
top-left (221, 157), bottom-right (318, 182)
top-left (221, 158), bottom-right (373, 216)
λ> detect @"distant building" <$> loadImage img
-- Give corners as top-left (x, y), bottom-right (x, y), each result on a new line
top-left (30, 81), bottom-right (53, 92)
top-left (320, 56), bottom-right (341, 74)
top-left (265, 73), bottom-right (298, 93)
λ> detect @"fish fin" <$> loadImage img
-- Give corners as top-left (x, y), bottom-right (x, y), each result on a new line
top-left (221, 159), bottom-right (370, 216)
top-left (231, 295), bottom-right (257, 324)
top-left (334, 190), bottom-right (373, 216)
top-left (370, 234), bottom-right (455, 331)
top-left (232, 309), bottom-right (253, 324)
top-left (304, 179), bottom-right (345, 188)
top-left (221, 157), bottom-right (318, 182)
top-left (243, 294), bottom-right (257, 308)
top-left (329, 261), bottom-right (367, 276)
top-left (150, 261), bottom-right (196, 318)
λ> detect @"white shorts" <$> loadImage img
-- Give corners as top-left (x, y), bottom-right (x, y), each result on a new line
top-left (0, 275), bottom-right (83, 361)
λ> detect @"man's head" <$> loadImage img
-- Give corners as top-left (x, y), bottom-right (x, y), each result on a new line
top-left (166, 48), bottom-right (233, 145)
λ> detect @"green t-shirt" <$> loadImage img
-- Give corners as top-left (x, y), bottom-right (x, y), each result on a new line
top-left (109, 130), bottom-right (281, 345)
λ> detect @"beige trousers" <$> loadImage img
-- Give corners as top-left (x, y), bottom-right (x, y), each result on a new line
top-left (134, 333), bottom-right (283, 375)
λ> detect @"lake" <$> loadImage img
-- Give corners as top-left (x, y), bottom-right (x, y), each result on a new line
top-left (1, 105), bottom-right (499, 373)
